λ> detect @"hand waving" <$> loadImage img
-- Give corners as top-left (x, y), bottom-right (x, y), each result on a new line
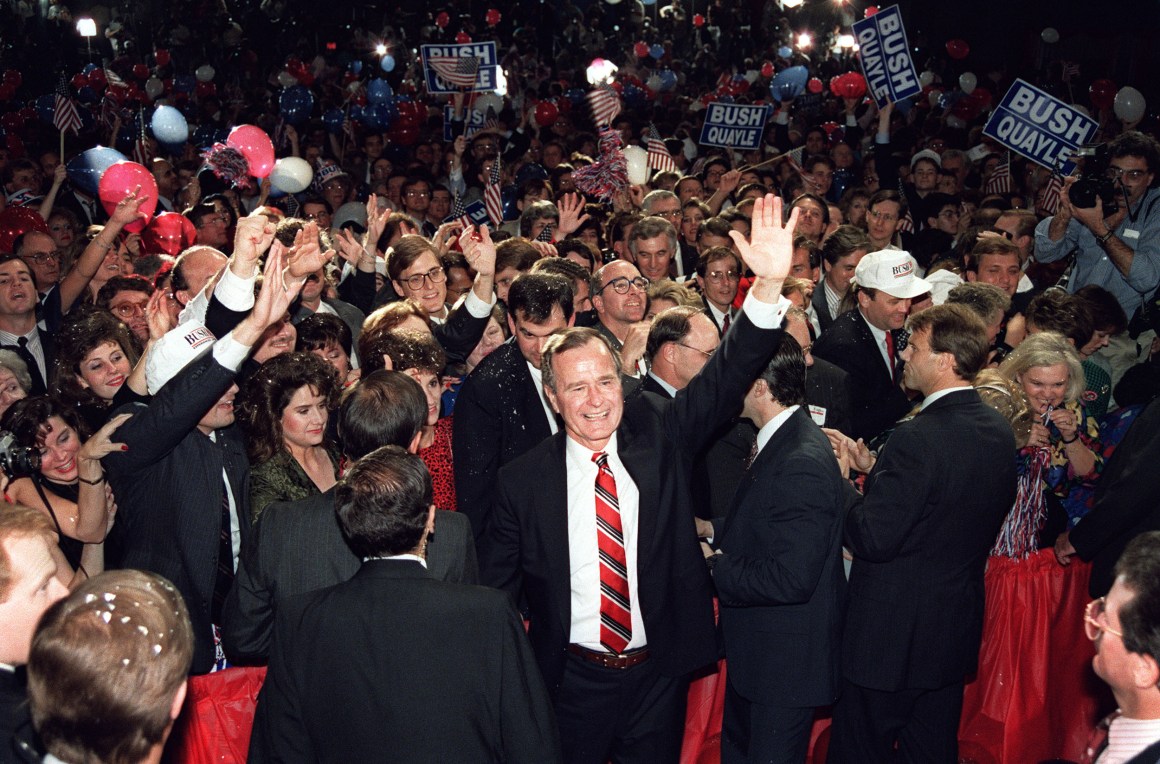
top-left (728, 193), bottom-right (798, 282)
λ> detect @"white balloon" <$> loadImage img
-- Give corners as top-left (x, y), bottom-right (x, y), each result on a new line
top-left (1114, 86), bottom-right (1146, 123)
top-left (276, 71), bottom-right (297, 88)
top-left (946, 115), bottom-right (967, 130)
top-left (1071, 103), bottom-right (1091, 118)
top-left (743, 69), bottom-right (760, 84)
top-left (928, 90), bottom-right (942, 107)
top-left (195, 64), bottom-right (215, 83)
top-left (959, 72), bottom-right (977, 95)
top-left (623, 146), bottom-right (650, 185)
top-left (144, 76), bottom-right (164, 99)
top-left (1041, 27), bottom-right (1060, 44)
top-left (646, 74), bottom-right (662, 91)
top-left (270, 157), bottom-right (313, 194)
top-left (474, 93), bottom-right (503, 114)
top-left (919, 70), bottom-right (935, 87)
top-left (605, 0), bottom-right (622, 5)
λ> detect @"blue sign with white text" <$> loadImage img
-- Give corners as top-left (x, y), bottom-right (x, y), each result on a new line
top-left (852, 5), bottom-right (921, 109)
top-left (983, 79), bottom-right (1097, 174)
top-left (698, 103), bottom-right (770, 150)
top-left (444, 200), bottom-right (490, 228)
top-left (442, 106), bottom-right (486, 141)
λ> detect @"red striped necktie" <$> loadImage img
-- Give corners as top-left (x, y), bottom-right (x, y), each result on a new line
top-left (593, 452), bottom-right (631, 654)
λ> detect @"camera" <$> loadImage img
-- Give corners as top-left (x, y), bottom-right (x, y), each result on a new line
top-left (0, 431), bottom-right (40, 480)
top-left (1068, 143), bottom-right (1120, 215)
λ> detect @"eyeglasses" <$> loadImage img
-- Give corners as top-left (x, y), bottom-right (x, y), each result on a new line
top-left (1106, 167), bottom-right (1148, 182)
top-left (400, 266), bottom-right (447, 290)
top-left (994, 229), bottom-right (1016, 241)
top-left (405, 190), bottom-right (431, 198)
top-left (23, 251), bottom-right (61, 264)
top-left (199, 215), bottom-right (229, 227)
top-left (654, 209), bottom-right (683, 220)
top-left (1084, 597), bottom-right (1124, 641)
top-left (111, 301), bottom-right (147, 318)
top-left (706, 269), bottom-right (740, 283)
top-left (677, 342), bottom-right (714, 359)
top-left (304, 211), bottom-right (331, 222)
top-left (868, 209), bottom-right (899, 223)
top-left (596, 276), bottom-right (650, 295)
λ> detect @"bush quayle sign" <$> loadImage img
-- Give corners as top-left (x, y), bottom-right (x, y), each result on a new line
top-left (444, 199), bottom-right (490, 227)
top-left (421, 42), bottom-right (498, 94)
top-left (442, 106), bottom-right (486, 141)
top-left (698, 103), bottom-right (770, 150)
top-left (852, 5), bottom-right (921, 108)
top-left (983, 79), bottom-right (1097, 174)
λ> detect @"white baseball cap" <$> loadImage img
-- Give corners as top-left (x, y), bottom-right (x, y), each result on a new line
top-left (854, 250), bottom-right (931, 300)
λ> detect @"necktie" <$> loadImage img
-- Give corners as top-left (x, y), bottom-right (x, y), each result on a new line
top-left (11, 337), bottom-right (45, 393)
top-left (211, 477), bottom-right (235, 625)
top-left (884, 331), bottom-right (896, 382)
top-left (593, 452), bottom-right (631, 654)
top-left (721, 312), bottom-right (731, 335)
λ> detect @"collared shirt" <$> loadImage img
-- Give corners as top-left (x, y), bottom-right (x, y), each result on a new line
top-left (824, 279), bottom-right (843, 320)
top-left (565, 432), bottom-right (646, 651)
top-left (859, 311), bottom-right (894, 378)
top-left (208, 431), bottom-right (241, 571)
top-left (705, 301), bottom-right (732, 333)
top-left (429, 288), bottom-right (495, 326)
top-left (646, 371), bottom-right (677, 398)
top-left (364, 553), bottom-right (427, 568)
top-left (754, 404), bottom-right (801, 457)
top-left (920, 385), bottom-right (972, 410)
top-left (1097, 714), bottom-right (1160, 764)
top-left (526, 362), bottom-right (559, 435)
top-left (0, 326), bottom-right (46, 383)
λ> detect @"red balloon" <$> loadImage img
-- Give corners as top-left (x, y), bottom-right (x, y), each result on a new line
top-left (0, 84), bottom-right (15, 102)
top-left (864, 5), bottom-right (879, 16)
top-left (141, 212), bottom-right (197, 257)
top-left (154, 49), bottom-right (171, 67)
top-left (0, 207), bottom-right (48, 254)
top-left (227, 125), bottom-right (276, 178)
top-left (87, 69), bottom-right (107, 89)
top-left (2, 69), bottom-right (21, 89)
top-left (534, 101), bottom-right (559, 127)
top-left (761, 61), bottom-right (774, 79)
top-left (5, 132), bottom-right (24, 156)
top-left (455, 31), bottom-right (471, 44)
top-left (485, 8), bottom-right (501, 26)
top-left (98, 162), bottom-right (159, 234)
top-left (132, 63), bottom-right (150, 80)
top-left (435, 11), bottom-right (450, 28)
top-left (1089, 78), bottom-right (1117, 110)
top-left (692, 13), bottom-right (705, 27)
top-left (0, 111), bottom-right (19, 129)
top-left (808, 77), bottom-right (823, 94)
top-left (195, 81), bottom-right (217, 99)
top-left (390, 124), bottom-right (420, 146)
top-left (966, 87), bottom-right (993, 109)
top-left (634, 41), bottom-right (649, 57)
top-left (951, 99), bottom-right (979, 122)
top-left (945, 39), bottom-right (970, 60)
top-left (71, 73), bottom-right (90, 90)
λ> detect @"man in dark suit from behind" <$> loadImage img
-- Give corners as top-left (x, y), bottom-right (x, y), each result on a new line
top-left (826, 304), bottom-right (1017, 763)
top-left (222, 370), bottom-right (478, 663)
top-left (785, 307), bottom-right (855, 436)
top-left (705, 332), bottom-right (847, 763)
top-left (250, 447), bottom-right (560, 763)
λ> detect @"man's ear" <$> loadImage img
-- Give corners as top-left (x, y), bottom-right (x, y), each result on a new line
top-left (1132, 652), bottom-right (1160, 690)
top-left (169, 680), bottom-right (188, 722)
top-left (965, 271), bottom-right (977, 283)
top-left (544, 383), bottom-right (561, 414)
top-left (407, 430), bottom-right (423, 454)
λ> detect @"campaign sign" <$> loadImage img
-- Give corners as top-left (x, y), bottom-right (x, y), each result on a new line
top-left (421, 42), bottom-right (498, 94)
top-left (444, 200), bottom-right (490, 228)
top-left (442, 106), bottom-right (486, 141)
top-left (698, 103), bottom-right (770, 150)
top-left (983, 79), bottom-right (1097, 174)
top-left (852, 5), bottom-right (922, 108)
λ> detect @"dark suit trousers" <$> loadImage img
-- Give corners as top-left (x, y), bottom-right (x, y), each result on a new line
top-left (555, 652), bottom-right (688, 764)
top-left (827, 678), bottom-right (964, 764)
top-left (721, 678), bottom-right (814, 764)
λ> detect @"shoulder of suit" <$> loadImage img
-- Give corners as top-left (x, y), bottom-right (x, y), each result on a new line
top-left (497, 433), bottom-right (562, 482)
top-left (434, 508), bottom-right (472, 536)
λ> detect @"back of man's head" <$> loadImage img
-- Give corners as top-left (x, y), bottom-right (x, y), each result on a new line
top-left (335, 445), bottom-right (433, 559)
top-left (28, 570), bottom-right (193, 764)
top-left (758, 332), bottom-right (807, 408)
top-left (338, 370), bottom-right (427, 459)
top-left (646, 306), bottom-right (698, 363)
top-left (1113, 531), bottom-right (1160, 667)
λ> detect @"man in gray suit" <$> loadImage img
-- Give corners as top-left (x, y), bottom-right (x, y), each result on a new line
top-left (222, 370), bottom-right (478, 662)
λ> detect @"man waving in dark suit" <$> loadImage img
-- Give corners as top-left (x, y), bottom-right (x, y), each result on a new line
top-left (483, 195), bottom-right (799, 764)
top-left (706, 331), bottom-right (847, 763)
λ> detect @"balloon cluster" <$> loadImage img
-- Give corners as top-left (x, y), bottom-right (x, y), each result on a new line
top-left (829, 72), bottom-right (866, 99)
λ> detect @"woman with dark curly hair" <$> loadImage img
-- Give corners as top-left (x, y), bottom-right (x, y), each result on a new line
top-left (236, 352), bottom-right (341, 523)
top-left (1, 397), bottom-right (127, 580)
top-left (51, 310), bottom-right (145, 433)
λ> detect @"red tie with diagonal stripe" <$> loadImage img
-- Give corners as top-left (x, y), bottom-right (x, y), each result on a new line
top-left (593, 452), bottom-right (632, 654)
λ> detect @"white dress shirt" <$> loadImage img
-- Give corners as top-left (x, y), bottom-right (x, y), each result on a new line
top-left (526, 362), bottom-right (559, 435)
top-left (860, 312), bottom-right (894, 378)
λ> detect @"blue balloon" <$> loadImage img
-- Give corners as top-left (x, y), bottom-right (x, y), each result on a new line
top-left (649, 44), bottom-right (664, 59)
top-left (938, 91), bottom-right (962, 110)
top-left (777, 46), bottom-right (793, 59)
top-left (77, 86), bottom-right (99, 104)
top-left (565, 88), bottom-right (586, 106)
top-left (348, 105), bottom-right (365, 124)
top-left (323, 108), bottom-right (345, 134)
top-left (380, 55), bottom-right (396, 73)
top-left (658, 70), bottom-right (678, 91)
top-left (151, 105), bottom-right (189, 144)
top-left (174, 75), bottom-right (196, 94)
top-left (82, 63), bottom-right (99, 75)
top-left (66, 146), bottom-right (128, 196)
top-left (769, 65), bottom-right (809, 102)
top-left (365, 103), bottom-right (395, 131)
top-left (367, 78), bottom-right (393, 105)
top-left (894, 96), bottom-right (914, 116)
top-left (717, 94), bottom-right (735, 104)
top-left (35, 94), bottom-right (56, 124)
top-left (279, 85), bottom-right (315, 125)
top-left (351, 60), bottom-right (363, 75)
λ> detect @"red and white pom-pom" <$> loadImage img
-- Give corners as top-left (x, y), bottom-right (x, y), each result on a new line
top-left (199, 143), bottom-right (253, 190)
top-left (571, 127), bottom-right (628, 202)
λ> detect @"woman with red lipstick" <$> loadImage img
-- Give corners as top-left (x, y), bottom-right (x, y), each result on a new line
top-left (1, 397), bottom-right (127, 579)
top-left (236, 352), bottom-right (340, 524)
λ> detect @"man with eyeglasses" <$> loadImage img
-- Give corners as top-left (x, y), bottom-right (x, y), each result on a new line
top-left (1078, 532), bottom-right (1160, 764)
top-left (864, 189), bottom-right (906, 252)
top-left (188, 202), bottom-right (232, 250)
top-left (590, 261), bottom-right (650, 372)
top-left (299, 197), bottom-right (333, 232)
top-left (400, 177), bottom-right (434, 236)
top-left (1036, 131), bottom-right (1160, 331)
top-left (695, 247), bottom-right (742, 336)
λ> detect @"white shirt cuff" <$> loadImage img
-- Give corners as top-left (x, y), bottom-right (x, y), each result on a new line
top-left (464, 288), bottom-right (496, 318)
top-left (214, 263), bottom-right (258, 312)
top-left (775, 111), bottom-right (790, 125)
top-left (213, 331), bottom-right (252, 371)
top-left (741, 292), bottom-right (791, 330)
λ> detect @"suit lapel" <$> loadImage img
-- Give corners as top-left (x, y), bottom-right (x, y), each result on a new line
top-left (540, 435), bottom-right (573, 638)
top-left (617, 417), bottom-right (660, 583)
top-left (516, 353), bottom-right (554, 439)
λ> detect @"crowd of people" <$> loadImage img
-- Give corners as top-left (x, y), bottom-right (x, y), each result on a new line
top-left (2, 1), bottom-right (1160, 763)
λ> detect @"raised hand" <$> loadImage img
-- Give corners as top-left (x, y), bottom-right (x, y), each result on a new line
top-left (555, 193), bottom-right (591, 238)
top-left (365, 193), bottom-right (390, 246)
top-left (459, 225), bottom-right (496, 277)
top-left (233, 214), bottom-right (276, 266)
top-left (109, 186), bottom-right (150, 228)
top-left (144, 288), bottom-right (172, 340)
top-left (78, 413), bottom-right (132, 463)
top-left (286, 222), bottom-right (335, 278)
top-left (728, 193), bottom-right (799, 282)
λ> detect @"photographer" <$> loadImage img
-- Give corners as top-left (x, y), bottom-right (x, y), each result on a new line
top-left (1035, 132), bottom-right (1160, 380)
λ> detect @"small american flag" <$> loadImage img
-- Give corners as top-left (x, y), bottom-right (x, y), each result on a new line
top-left (535, 222), bottom-right (554, 242)
top-left (783, 146), bottom-right (806, 176)
top-left (897, 208), bottom-right (915, 234)
top-left (104, 68), bottom-right (127, 88)
top-left (450, 192), bottom-right (472, 229)
top-left (587, 86), bottom-right (621, 128)
top-left (985, 152), bottom-right (1013, 195)
top-left (484, 106), bottom-right (499, 130)
top-left (484, 158), bottom-right (503, 227)
top-left (53, 74), bottom-right (83, 135)
top-left (429, 54), bottom-right (480, 89)
top-left (1061, 61), bottom-right (1080, 84)
top-left (1037, 173), bottom-right (1064, 216)
top-left (131, 109), bottom-right (151, 165)
top-left (646, 124), bottom-right (677, 173)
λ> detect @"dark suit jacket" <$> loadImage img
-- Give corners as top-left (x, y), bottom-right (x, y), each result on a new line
top-left (811, 282), bottom-right (836, 334)
top-left (453, 340), bottom-right (554, 544)
top-left (222, 490), bottom-right (477, 662)
top-left (1, 667), bottom-right (40, 763)
top-left (249, 560), bottom-right (561, 763)
top-left (812, 309), bottom-right (911, 442)
top-left (641, 373), bottom-right (674, 398)
top-left (0, 328), bottom-right (56, 396)
top-left (1070, 396), bottom-right (1160, 597)
top-left (807, 357), bottom-right (855, 436)
top-left (483, 309), bottom-right (782, 694)
top-left (842, 389), bottom-right (1016, 692)
top-left (290, 297), bottom-right (366, 342)
top-left (711, 408), bottom-right (846, 708)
